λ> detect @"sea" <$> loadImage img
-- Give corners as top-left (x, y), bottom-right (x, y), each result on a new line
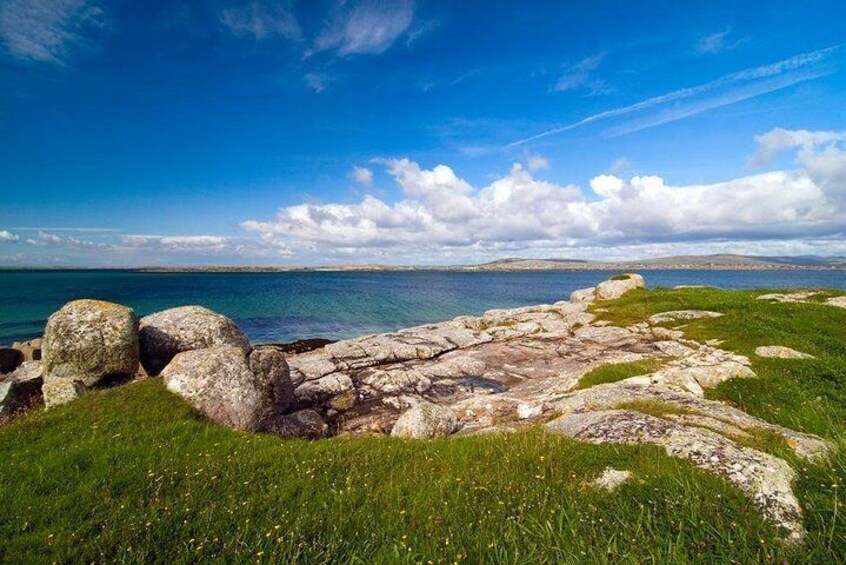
top-left (1, 269), bottom-right (844, 345)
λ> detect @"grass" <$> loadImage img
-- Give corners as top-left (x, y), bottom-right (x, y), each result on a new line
top-left (1, 286), bottom-right (845, 563)
top-left (576, 359), bottom-right (666, 390)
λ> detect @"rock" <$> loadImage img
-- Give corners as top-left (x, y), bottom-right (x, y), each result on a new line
top-left (825, 296), bottom-right (846, 308)
top-left (756, 291), bottom-right (819, 304)
top-left (42, 300), bottom-right (139, 392)
top-left (517, 402), bottom-right (544, 420)
top-left (249, 345), bottom-right (295, 415)
top-left (755, 346), bottom-right (815, 360)
top-left (274, 409), bottom-right (328, 439)
top-left (595, 274), bottom-right (645, 300)
top-left (42, 378), bottom-right (85, 408)
top-left (0, 361), bottom-right (44, 417)
top-left (162, 346), bottom-right (285, 432)
top-left (293, 373), bottom-right (354, 405)
top-left (391, 402), bottom-right (459, 438)
top-left (590, 468), bottom-right (632, 491)
top-left (547, 409), bottom-right (805, 542)
top-left (648, 310), bottom-right (724, 324)
top-left (569, 287), bottom-right (596, 304)
top-left (0, 347), bottom-right (23, 374)
top-left (139, 306), bottom-right (250, 376)
top-left (12, 338), bottom-right (42, 362)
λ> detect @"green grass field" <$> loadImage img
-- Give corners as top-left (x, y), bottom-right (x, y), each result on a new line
top-left (1, 287), bottom-right (845, 563)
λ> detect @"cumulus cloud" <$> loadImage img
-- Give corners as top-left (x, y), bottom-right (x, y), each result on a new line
top-left (220, 1), bottom-right (301, 41)
top-left (310, 0), bottom-right (415, 57)
top-left (0, 230), bottom-right (19, 242)
top-left (349, 166), bottom-right (374, 186)
top-left (242, 130), bottom-right (846, 260)
top-left (0, 0), bottom-right (107, 64)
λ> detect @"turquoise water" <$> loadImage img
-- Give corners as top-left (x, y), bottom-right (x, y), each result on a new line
top-left (1, 269), bottom-right (844, 345)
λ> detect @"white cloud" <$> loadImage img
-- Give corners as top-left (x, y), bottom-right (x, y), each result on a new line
top-left (310, 0), bottom-right (415, 57)
top-left (0, 230), bottom-right (19, 242)
top-left (304, 72), bottom-right (329, 92)
top-left (609, 157), bottom-right (633, 173)
top-left (510, 46), bottom-right (840, 147)
top-left (0, 0), bottom-right (106, 64)
top-left (554, 52), bottom-right (610, 95)
top-left (220, 1), bottom-right (301, 41)
top-left (750, 128), bottom-right (846, 166)
top-left (526, 155), bottom-right (550, 172)
top-left (695, 27), bottom-right (747, 55)
top-left (349, 166), bottom-right (374, 186)
top-left (241, 131), bottom-right (846, 260)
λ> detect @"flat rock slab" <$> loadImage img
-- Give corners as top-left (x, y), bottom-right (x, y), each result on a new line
top-left (755, 346), bottom-right (815, 360)
top-left (547, 409), bottom-right (805, 543)
top-left (648, 310), bottom-right (724, 324)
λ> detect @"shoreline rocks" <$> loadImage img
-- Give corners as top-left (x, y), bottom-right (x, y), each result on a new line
top-left (41, 300), bottom-right (139, 407)
top-left (139, 306), bottom-right (251, 376)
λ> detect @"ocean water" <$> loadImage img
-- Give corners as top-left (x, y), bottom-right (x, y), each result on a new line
top-left (0, 269), bottom-right (844, 345)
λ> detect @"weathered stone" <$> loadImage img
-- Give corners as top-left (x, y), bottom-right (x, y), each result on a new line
top-left (162, 346), bottom-right (283, 432)
top-left (42, 300), bottom-right (139, 389)
top-left (547, 410), bottom-right (805, 542)
top-left (274, 409), bottom-right (328, 439)
top-left (293, 373), bottom-right (354, 405)
top-left (391, 402), bottom-right (458, 438)
top-left (0, 361), bottom-right (44, 416)
top-left (825, 296), bottom-right (846, 308)
top-left (139, 306), bottom-right (250, 376)
top-left (595, 274), bottom-right (645, 300)
top-left (12, 338), bottom-right (42, 362)
top-left (648, 310), bottom-right (724, 324)
top-left (42, 377), bottom-right (85, 408)
top-left (249, 346), bottom-right (294, 415)
top-left (0, 347), bottom-right (24, 374)
top-left (757, 291), bottom-right (819, 303)
top-left (755, 346), bottom-right (815, 360)
top-left (569, 287), bottom-right (596, 304)
top-left (590, 468), bottom-right (632, 492)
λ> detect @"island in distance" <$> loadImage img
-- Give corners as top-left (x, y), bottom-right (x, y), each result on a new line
top-left (133, 253), bottom-right (846, 273)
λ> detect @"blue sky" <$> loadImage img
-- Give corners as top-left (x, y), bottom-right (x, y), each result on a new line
top-left (1, 0), bottom-right (845, 266)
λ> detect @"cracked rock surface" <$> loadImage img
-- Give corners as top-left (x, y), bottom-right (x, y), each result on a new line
top-left (280, 273), bottom-right (830, 540)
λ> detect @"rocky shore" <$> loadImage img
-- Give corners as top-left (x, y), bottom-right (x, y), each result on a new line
top-left (0, 273), bottom-right (839, 543)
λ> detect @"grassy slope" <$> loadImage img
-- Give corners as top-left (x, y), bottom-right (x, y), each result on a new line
top-left (1, 287), bottom-right (845, 563)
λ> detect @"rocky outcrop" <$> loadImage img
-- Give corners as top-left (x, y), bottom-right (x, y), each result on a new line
top-left (648, 310), bottom-right (724, 324)
top-left (41, 300), bottom-right (139, 407)
top-left (162, 345), bottom-right (290, 432)
top-left (547, 410), bottom-right (805, 543)
top-left (594, 274), bottom-right (645, 300)
top-left (139, 306), bottom-right (251, 376)
top-left (0, 361), bottom-right (44, 417)
top-left (12, 339), bottom-right (42, 362)
top-left (755, 346), bottom-right (815, 359)
top-left (391, 402), bottom-right (458, 438)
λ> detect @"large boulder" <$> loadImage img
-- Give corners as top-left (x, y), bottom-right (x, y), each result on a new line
top-left (41, 300), bottom-right (139, 407)
top-left (0, 361), bottom-right (44, 417)
top-left (391, 402), bottom-right (458, 438)
top-left (162, 345), bottom-right (291, 432)
top-left (595, 274), bottom-right (645, 300)
top-left (0, 347), bottom-right (23, 374)
top-left (139, 306), bottom-right (250, 375)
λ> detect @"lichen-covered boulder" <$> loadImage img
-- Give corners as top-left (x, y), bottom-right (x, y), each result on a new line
top-left (162, 346), bottom-right (288, 432)
top-left (595, 274), bottom-right (645, 300)
top-left (0, 361), bottom-right (44, 417)
top-left (249, 345), bottom-right (295, 415)
top-left (42, 378), bottom-right (86, 408)
top-left (391, 402), bottom-right (458, 438)
top-left (42, 299), bottom-right (139, 392)
top-left (139, 306), bottom-right (250, 375)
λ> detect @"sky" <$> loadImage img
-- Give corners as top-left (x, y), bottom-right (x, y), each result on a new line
top-left (1, 0), bottom-right (845, 267)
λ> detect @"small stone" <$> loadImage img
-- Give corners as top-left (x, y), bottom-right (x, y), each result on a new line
top-left (42, 377), bottom-right (85, 408)
top-left (391, 402), bottom-right (458, 439)
top-left (755, 346), bottom-right (815, 360)
top-left (590, 468), bottom-right (632, 491)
